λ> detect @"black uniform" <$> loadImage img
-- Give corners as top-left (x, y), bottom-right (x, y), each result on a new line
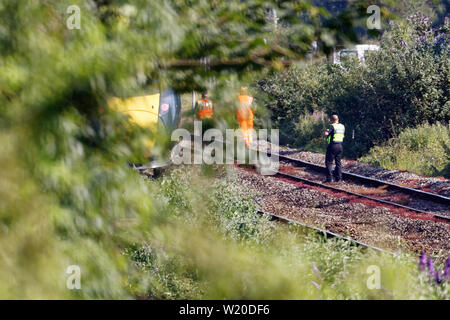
top-left (325, 124), bottom-right (344, 182)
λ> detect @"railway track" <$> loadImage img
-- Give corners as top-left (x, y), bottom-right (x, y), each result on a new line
top-left (272, 161), bottom-right (450, 223)
top-left (191, 135), bottom-right (449, 206)
top-left (165, 136), bottom-right (450, 221)
top-left (188, 134), bottom-right (446, 192)
top-left (256, 209), bottom-right (394, 254)
top-left (234, 140), bottom-right (449, 223)
top-left (141, 136), bottom-right (449, 223)
top-left (271, 151), bottom-right (450, 206)
top-left (137, 137), bottom-right (449, 253)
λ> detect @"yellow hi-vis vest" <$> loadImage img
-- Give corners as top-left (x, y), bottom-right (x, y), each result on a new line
top-left (327, 123), bottom-right (345, 144)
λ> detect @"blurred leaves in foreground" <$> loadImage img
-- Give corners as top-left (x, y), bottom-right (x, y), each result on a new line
top-left (0, 0), bottom-right (445, 299)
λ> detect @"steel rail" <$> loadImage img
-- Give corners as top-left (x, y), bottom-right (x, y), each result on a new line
top-left (256, 209), bottom-right (394, 255)
top-left (270, 152), bottom-right (450, 206)
top-left (178, 135), bottom-right (450, 221)
top-left (273, 170), bottom-right (450, 223)
top-left (194, 135), bottom-right (449, 205)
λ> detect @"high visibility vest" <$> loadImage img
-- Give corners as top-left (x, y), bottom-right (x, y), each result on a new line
top-left (197, 99), bottom-right (213, 119)
top-left (238, 94), bottom-right (253, 108)
top-left (327, 123), bottom-right (345, 144)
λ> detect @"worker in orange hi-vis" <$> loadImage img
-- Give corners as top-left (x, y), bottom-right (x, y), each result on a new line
top-left (236, 87), bottom-right (255, 147)
top-left (196, 92), bottom-right (214, 120)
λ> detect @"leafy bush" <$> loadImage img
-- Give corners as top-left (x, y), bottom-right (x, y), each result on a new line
top-left (257, 63), bottom-right (331, 145)
top-left (293, 113), bottom-right (329, 152)
top-left (360, 122), bottom-right (450, 178)
top-left (0, 0), bottom-right (351, 298)
top-left (258, 14), bottom-right (449, 158)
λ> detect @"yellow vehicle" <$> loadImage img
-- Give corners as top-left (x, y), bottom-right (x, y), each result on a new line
top-left (109, 89), bottom-right (182, 172)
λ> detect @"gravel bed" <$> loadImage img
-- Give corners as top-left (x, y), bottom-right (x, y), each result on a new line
top-left (278, 162), bottom-right (450, 217)
top-left (232, 165), bottom-right (450, 255)
top-left (253, 140), bottom-right (450, 197)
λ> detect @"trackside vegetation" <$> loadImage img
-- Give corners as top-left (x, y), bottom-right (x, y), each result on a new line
top-left (0, 0), bottom-right (448, 300)
top-left (361, 122), bottom-right (450, 178)
top-left (258, 14), bottom-right (449, 162)
top-left (0, 0), bottom-right (347, 299)
top-left (128, 167), bottom-right (449, 299)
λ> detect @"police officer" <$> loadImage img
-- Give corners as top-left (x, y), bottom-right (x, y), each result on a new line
top-left (323, 114), bottom-right (345, 183)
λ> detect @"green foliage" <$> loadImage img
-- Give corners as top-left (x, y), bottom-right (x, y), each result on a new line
top-left (389, 0), bottom-right (447, 22)
top-left (0, 0), bottom-right (445, 299)
top-left (258, 14), bottom-right (449, 158)
top-left (210, 181), bottom-right (272, 244)
top-left (257, 64), bottom-right (333, 149)
top-left (360, 122), bottom-right (450, 178)
top-left (292, 113), bottom-right (329, 152)
top-left (0, 0), bottom-right (350, 298)
top-left (127, 167), bottom-right (449, 299)
top-left (258, 63), bottom-right (329, 138)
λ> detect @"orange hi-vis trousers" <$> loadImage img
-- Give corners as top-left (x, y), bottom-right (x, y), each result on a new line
top-left (236, 107), bottom-right (254, 147)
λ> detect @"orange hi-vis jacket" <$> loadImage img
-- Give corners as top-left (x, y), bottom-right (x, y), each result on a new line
top-left (197, 98), bottom-right (213, 119)
top-left (236, 94), bottom-right (254, 122)
top-left (238, 94), bottom-right (254, 109)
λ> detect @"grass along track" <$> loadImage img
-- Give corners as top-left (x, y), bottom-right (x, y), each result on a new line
top-left (257, 209), bottom-right (394, 255)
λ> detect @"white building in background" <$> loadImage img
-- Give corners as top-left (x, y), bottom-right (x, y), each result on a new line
top-left (332, 44), bottom-right (380, 65)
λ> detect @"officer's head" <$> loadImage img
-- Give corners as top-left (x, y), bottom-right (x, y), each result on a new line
top-left (202, 92), bottom-right (208, 99)
top-left (330, 114), bottom-right (339, 123)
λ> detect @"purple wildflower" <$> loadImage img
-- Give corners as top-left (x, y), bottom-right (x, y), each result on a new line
top-left (312, 111), bottom-right (319, 121)
top-left (435, 271), bottom-right (442, 284)
top-left (400, 40), bottom-right (407, 46)
top-left (444, 256), bottom-right (450, 280)
top-left (312, 262), bottom-right (320, 276)
top-left (418, 252), bottom-right (427, 271)
top-left (427, 257), bottom-right (435, 277)
top-left (253, 197), bottom-right (263, 203)
top-left (311, 281), bottom-right (321, 290)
